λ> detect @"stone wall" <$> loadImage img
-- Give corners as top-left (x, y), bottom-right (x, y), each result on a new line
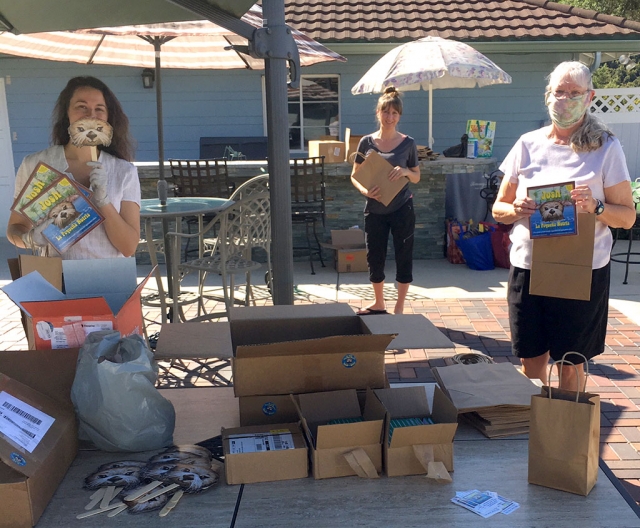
top-left (136, 158), bottom-right (498, 261)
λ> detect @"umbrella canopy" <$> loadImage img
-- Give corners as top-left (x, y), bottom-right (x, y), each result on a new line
top-left (351, 36), bottom-right (512, 148)
top-left (0, 6), bottom-right (345, 70)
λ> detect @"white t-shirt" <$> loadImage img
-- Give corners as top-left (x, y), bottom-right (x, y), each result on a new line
top-left (13, 145), bottom-right (141, 259)
top-left (499, 127), bottom-right (630, 270)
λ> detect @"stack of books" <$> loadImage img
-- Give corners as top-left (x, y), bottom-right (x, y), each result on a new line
top-left (12, 162), bottom-right (104, 254)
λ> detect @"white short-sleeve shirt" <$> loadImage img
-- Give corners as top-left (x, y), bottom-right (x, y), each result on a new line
top-left (13, 145), bottom-right (141, 259)
top-left (499, 127), bottom-right (630, 270)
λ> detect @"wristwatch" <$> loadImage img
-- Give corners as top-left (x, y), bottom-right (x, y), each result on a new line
top-left (594, 198), bottom-right (605, 216)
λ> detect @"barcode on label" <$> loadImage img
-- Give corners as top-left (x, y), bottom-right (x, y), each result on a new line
top-left (256, 443), bottom-right (263, 451)
top-left (273, 435), bottom-right (283, 450)
top-left (2, 401), bottom-right (42, 425)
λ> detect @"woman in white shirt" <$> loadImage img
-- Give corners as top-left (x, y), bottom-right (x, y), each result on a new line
top-left (7, 76), bottom-right (140, 259)
top-left (493, 61), bottom-right (635, 391)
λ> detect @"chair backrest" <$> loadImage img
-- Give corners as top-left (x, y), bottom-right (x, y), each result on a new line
top-left (230, 173), bottom-right (270, 201)
top-left (290, 157), bottom-right (325, 221)
top-left (169, 158), bottom-right (235, 199)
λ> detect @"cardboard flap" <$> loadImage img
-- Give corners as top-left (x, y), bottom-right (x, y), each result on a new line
top-left (342, 447), bottom-right (379, 478)
top-left (0, 374), bottom-right (74, 478)
top-left (63, 258), bottom-right (137, 314)
top-left (18, 255), bottom-right (63, 291)
top-left (431, 386), bottom-right (459, 425)
top-left (375, 386), bottom-right (431, 418)
top-left (362, 388), bottom-right (388, 422)
top-left (2, 272), bottom-right (66, 315)
top-left (236, 334), bottom-right (392, 358)
top-left (299, 390), bottom-right (361, 424)
top-left (426, 460), bottom-right (452, 483)
top-left (412, 444), bottom-right (435, 470)
top-left (352, 151), bottom-right (406, 207)
top-left (390, 423), bottom-right (457, 448)
top-left (155, 322), bottom-right (233, 359)
top-left (316, 420), bottom-right (383, 449)
top-left (21, 298), bottom-right (112, 318)
top-left (229, 303), bottom-right (355, 321)
top-left (361, 314), bottom-right (454, 350)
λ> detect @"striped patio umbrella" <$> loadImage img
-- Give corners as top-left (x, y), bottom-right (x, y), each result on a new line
top-left (0, 4), bottom-right (345, 180)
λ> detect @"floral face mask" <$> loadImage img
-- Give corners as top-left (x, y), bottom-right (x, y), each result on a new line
top-left (545, 91), bottom-right (590, 129)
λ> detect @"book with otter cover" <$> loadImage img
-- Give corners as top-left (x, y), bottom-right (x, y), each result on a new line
top-left (527, 182), bottom-right (577, 239)
top-left (19, 175), bottom-right (104, 254)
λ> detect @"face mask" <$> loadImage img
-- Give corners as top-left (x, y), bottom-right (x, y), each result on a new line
top-left (545, 92), bottom-right (590, 129)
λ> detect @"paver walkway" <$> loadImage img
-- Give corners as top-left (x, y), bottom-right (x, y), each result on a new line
top-left (2, 261), bottom-right (640, 506)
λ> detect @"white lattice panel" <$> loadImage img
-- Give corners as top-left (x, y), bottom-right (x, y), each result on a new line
top-left (591, 88), bottom-right (640, 123)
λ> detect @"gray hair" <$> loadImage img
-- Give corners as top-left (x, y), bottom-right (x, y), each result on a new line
top-left (546, 61), bottom-right (613, 152)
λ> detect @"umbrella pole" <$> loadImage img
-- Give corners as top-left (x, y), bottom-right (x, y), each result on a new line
top-left (429, 82), bottom-right (433, 149)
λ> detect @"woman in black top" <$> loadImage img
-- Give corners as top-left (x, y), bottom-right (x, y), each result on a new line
top-left (351, 87), bottom-right (421, 315)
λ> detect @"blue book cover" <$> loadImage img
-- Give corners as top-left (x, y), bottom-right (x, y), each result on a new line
top-left (20, 176), bottom-right (104, 254)
top-left (527, 182), bottom-right (577, 239)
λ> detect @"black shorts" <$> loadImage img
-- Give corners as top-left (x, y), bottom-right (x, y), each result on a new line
top-left (507, 264), bottom-right (610, 364)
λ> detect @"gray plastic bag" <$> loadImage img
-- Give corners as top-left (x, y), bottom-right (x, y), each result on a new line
top-left (71, 330), bottom-right (175, 452)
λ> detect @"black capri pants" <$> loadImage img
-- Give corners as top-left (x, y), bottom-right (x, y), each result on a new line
top-left (508, 263), bottom-right (610, 364)
top-left (364, 199), bottom-right (415, 284)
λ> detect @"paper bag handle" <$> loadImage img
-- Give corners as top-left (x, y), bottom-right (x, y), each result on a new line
top-left (342, 447), bottom-right (379, 479)
top-left (547, 352), bottom-right (589, 402)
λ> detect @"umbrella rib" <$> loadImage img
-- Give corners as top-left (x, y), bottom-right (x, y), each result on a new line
top-left (223, 35), bottom-right (252, 70)
top-left (87, 34), bottom-right (105, 64)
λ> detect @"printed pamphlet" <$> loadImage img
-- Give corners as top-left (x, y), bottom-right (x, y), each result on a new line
top-left (19, 175), bottom-right (104, 254)
top-left (466, 120), bottom-right (496, 158)
top-left (527, 181), bottom-right (577, 239)
top-left (451, 490), bottom-right (520, 518)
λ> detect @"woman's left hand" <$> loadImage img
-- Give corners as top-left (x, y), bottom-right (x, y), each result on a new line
top-left (571, 184), bottom-right (597, 214)
top-left (388, 166), bottom-right (407, 182)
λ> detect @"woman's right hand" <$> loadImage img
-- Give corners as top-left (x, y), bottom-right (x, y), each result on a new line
top-left (513, 197), bottom-right (537, 217)
top-left (363, 185), bottom-right (382, 201)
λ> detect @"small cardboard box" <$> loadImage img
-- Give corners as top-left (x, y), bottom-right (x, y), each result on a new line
top-left (295, 389), bottom-right (386, 480)
top-left (308, 140), bottom-right (345, 163)
top-left (223, 422), bottom-right (308, 484)
top-left (530, 213), bottom-right (595, 301)
top-left (2, 258), bottom-right (152, 350)
top-left (0, 348), bottom-right (79, 528)
top-left (320, 229), bottom-right (368, 273)
top-left (345, 128), bottom-right (365, 163)
top-left (374, 386), bottom-right (458, 476)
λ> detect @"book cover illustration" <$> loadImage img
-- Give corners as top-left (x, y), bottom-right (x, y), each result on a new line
top-left (527, 182), bottom-right (577, 239)
top-left (466, 120), bottom-right (496, 158)
top-left (12, 161), bottom-right (91, 214)
top-left (20, 176), bottom-right (104, 254)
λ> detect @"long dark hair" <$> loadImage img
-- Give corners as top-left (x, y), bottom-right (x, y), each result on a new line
top-left (51, 76), bottom-right (135, 161)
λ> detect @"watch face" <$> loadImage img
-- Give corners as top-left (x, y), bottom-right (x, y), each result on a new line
top-left (595, 199), bottom-right (604, 215)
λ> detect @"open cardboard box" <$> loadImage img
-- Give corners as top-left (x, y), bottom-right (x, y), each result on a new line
top-left (344, 128), bottom-right (365, 163)
top-left (2, 258), bottom-right (152, 350)
top-left (320, 229), bottom-right (368, 273)
top-left (374, 386), bottom-right (458, 476)
top-left (294, 389), bottom-right (386, 480)
top-left (0, 348), bottom-right (78, 528)
top-left (223, 422), bottom-right (308, 484)
top-left (308, 140), bottom-right (345, 163)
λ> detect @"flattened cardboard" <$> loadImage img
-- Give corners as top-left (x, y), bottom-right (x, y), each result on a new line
top-left (361, 314), bottom-right (454, 350)
top-left (295, 389), bottom-right (385, 479)
top-left (308, 140), bottom-right (345, 163)
top-left (223, 423), bottom-right (308, 484)
top-left (0, 349), bottom-right (78, 528)
top-left (375, 386), bottom-right (458, 476)
top-left (530, 213), bottom-right (595, 301)
top-left (352, 150), bottom-right (407, 207)
top-left (154, 321), bottom-right (233, 360)
top-left (2, 259), bottom-right (152, 350)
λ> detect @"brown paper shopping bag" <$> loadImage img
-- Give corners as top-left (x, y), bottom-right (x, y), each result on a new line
top-left (528, 355), bottom-right (600, 496)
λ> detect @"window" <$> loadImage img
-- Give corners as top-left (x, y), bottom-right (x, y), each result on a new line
top-left (287, 75), bottom-right (340, 151)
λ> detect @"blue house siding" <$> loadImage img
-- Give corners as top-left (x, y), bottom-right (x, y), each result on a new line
top-left (1, 50), bottom-right (571, 169)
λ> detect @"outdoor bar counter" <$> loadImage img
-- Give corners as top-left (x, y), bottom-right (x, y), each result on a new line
top-left (137, 157), bottom-right (499, 260)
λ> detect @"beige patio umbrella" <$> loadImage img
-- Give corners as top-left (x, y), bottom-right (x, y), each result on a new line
top-left (0, 4), bottom-right (345, 184)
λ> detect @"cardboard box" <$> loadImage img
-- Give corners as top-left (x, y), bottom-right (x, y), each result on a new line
top-left (345, 128), bottom-right (365, 163)
top-left (374, 386), bottom-right (458, 476)
top-left (352, 150), bottom-right (407, 207)
top-left (308, 140), bottom-right (345, 163)
top-left (239, 394), bottom-right (300, 426)
top-left (223, 422), bottom-right (308, 484)
top-left (0, 348), bottom-right (79, 528)
top-left (2, 258), bottom-right (152, 350)
top-left (530, 213), bottom-right (595, 301)
top-left (295, 389), bottom-right (386, 480)
top-left (320, 229), bottom-right (368, 273)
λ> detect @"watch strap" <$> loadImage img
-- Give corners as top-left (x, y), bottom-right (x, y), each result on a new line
top-left (595, 198), bottom-right (604, 216)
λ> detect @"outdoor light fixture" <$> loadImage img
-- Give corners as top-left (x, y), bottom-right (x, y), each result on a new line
top-left (141, 68), bottom-right (155, 89)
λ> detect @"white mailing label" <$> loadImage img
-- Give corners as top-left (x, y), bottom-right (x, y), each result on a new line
top-left (228, 432), bottom-right (295, 454)
top-left (0, 391), bottom-right (55, 453)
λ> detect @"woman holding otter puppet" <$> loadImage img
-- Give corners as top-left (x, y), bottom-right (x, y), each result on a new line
top-left (493, 61), bottom-right (635, 391)
top-left (6, 76), bottom-right (140, 259)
